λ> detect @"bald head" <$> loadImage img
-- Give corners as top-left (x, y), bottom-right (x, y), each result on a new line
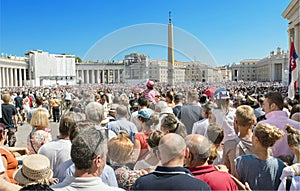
top-left (158, 133), bottom-right (186, 165)
top-left (185, 134), bottom-right (211, 166)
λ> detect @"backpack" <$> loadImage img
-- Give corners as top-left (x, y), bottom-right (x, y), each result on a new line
top-left (286, 176), bottom-right (292, 191)
top-left (234, 137), bottom-right (252, 158)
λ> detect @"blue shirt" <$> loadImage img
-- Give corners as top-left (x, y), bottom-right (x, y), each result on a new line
top-left (235, 154), bottom-right (285, 190)
top-left (54, 159), bottom-right (118, 187)
top-left (107, 118), bottom-right (138, 139)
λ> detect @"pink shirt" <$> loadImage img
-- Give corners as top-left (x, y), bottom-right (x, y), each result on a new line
top-left (143, 89), bottom-right (156, 103)
top-left (258, 110), bottom-right (300, 157)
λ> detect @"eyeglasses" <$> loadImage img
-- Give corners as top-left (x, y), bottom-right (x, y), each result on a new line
top-left (170, 122), bottom-right (180, 133)
top-left (91, 128), bottom-right (108, 158)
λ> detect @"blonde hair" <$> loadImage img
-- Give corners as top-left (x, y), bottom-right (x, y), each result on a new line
top-left (108, 132), bottom-right (133, 165)
top-left (254, 123), bottom-right (284, 148)
top-left (286, 124), bottom-right (300, 148)
top-left (236, 105), bottom-right (256, 127)
top-left (1, 93), bottom-right (10, 103)
top-left (30, 109), bottom-right (50, 128)
top-left (207, 144), bottom-right (218, 164)
top-left (116, 130), bottom-right (130, 139)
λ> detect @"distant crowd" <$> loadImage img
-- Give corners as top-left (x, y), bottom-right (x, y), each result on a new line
top-left (0, 81), bottom-right (299, 191)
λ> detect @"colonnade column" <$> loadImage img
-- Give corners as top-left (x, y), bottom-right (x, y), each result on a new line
top-left (0, 67), bottom-right (2, 87)
top-left (294, 25), bottom-right (299, 54)
top-left (80, 70), bottom-right (83, 83)
top-left (107, 69), bottom-right (110, 83)
top-left (86, 70), bottom-right (90, 84)
top-left (6, 67), bottom-right (9, 87)
top-left (19, 68), bottom-right (22, 86)
top-left (14, 68), bottom-right (18, 87)
top-left (23, 68), bottom-right (27, 85)
top-left (87, 70), bottom-right (92, 83)
top-left (10, 68), bottom-right (13, 86)
top-left (91, 70), bottom-right (95, 84)
top-left (111, 70), bottom-right (114, 83)
top-left (96, 70), bottom-right (100, 83)
top-left (76, 70), bottom-right (79, 83)
top-left (102, 70), bottom-right (105, 83)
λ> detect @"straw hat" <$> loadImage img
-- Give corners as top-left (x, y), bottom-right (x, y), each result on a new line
top-left (13, 154), bottom-right (57, 185)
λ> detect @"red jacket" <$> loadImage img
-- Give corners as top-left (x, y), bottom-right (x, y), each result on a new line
top-left (189, 165), bottom-right (238, 191)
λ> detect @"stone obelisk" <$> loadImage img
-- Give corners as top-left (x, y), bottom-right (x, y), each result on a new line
top-left (168, 11), bottom-right (175, 86)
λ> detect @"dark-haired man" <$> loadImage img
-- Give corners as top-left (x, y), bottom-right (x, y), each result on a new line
top-left (52, 127), bottom-right (124, 191)
top-left (27, 96), bottom-right (47, 124)
top-left (1, 93), bottom-right (17, 146)
top-left (258, 91), bottom-right (300, 158)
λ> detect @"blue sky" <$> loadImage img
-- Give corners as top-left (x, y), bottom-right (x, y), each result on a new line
top-left (0, 0), bottom-right (291, 66)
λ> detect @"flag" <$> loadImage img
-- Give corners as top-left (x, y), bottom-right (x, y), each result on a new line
top-left (288, 41), bottom-right (299, 99)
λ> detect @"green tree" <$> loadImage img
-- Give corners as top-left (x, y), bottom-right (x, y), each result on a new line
top-left (76, 57), bottom-right (82, 63)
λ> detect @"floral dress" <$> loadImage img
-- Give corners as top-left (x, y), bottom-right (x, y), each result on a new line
top-left (27, 128), bottom-right (52, 154)
top-left (111, 164), bottom-right (144, 191)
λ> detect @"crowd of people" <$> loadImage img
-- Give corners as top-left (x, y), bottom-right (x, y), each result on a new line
top-left (0, 80), bottom-right (299, 191)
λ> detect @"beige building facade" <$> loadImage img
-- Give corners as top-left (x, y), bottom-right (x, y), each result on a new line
top-left (282, 0), bottom-right (300, 57)
top-left (231, 59), bottom-right (259, 81)
top-left (256, 48), bottom-right (289, 83)
top-left (282, 0), bottom-right (300, 85)
top-left (231, 49), bottom-right (289, 83)
top-left (147, 60), bottom-right (185, 83)
top-left (216, 66), bottom-right (232, 82)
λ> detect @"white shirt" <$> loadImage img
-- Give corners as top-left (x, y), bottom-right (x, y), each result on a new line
top-left (192, 118), bottom-right (209, 136)
top-left (64, 92), bottom-right (73, 101)
top-left (278, 163), bottom-right (300, 191)
top-left (38, 139), bottom-right (72, 172)
top-left (95, 126), bottom-right (117, 141)
top-left (213, 108), bottom-right (237, 143)
top-left (0, 154), bottom-right (5, 173)
top-left (51, 176), bottom-right (125, 191)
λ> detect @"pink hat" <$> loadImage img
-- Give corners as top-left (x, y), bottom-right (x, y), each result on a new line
top-left (146, 80), bottom-right (154, 89)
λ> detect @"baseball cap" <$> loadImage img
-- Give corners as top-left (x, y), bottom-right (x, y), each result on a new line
top-left (214, 88), bottom-right (230, 100)
top-left (137, 109), bottom-right (151, 119)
